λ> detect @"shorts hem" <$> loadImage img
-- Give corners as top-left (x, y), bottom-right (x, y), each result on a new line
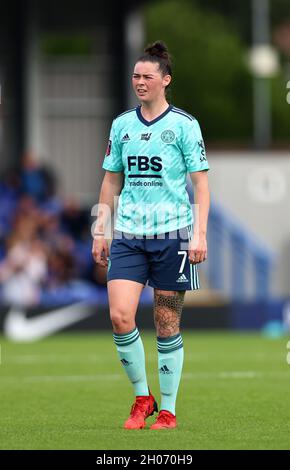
top-left (148, 281), bottom-right (199, 291)
top-left (107, 274), bottom-right (146, 286)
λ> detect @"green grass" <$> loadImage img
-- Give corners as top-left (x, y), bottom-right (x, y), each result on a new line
top-left (0, 331), bottom-right (290, 450)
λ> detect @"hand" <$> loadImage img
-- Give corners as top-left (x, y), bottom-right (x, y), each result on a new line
top-left (92, 236), bottom-right (109, 267)
top-left (188, 234), bottom-right (207, 264)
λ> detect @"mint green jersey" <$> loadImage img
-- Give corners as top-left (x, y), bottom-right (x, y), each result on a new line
top-left (102, 105), bottom-right (209, 235)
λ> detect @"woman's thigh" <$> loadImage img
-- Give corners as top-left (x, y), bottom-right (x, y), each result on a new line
top-left (108, 279), bottom-right (144, 332)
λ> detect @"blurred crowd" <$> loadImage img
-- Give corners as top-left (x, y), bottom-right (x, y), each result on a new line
top-left (0, 154), bottom-right (104, 307)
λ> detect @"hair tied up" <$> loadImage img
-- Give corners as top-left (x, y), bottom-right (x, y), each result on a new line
top-left (144, 41), bottom-right (169, 60)
top-left (137, 40), bottom-right (172, 88)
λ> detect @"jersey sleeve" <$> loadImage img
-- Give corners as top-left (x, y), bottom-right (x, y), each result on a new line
top-left (102, 119), bottom-right (124, 172)
top-left (181, 119), bottom-right (209, 173)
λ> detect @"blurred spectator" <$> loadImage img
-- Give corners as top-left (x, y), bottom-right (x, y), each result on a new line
top-left (21, 152), bottom-right (57, 202)
top-left (0, 168), bottom-right (21, 240)
top-left (47, 247), bottom-right (76, 287)
top-left (0, 239), bottom-right (47, 306)
top-left (0, 154), bottom-right (101, 307)
top-left (61, 197), bottom-right (90, 240)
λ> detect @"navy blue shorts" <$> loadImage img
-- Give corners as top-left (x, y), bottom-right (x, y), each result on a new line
top-left (107, 226), bottom-right (199, 291)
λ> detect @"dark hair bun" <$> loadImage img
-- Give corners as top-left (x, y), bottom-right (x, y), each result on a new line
top-left (138, 40), bottom-right (172, 81)
top-left (144, 41), bottom-right (169, 59)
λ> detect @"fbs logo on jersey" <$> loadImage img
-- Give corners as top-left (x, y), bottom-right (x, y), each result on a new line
top-left (141, 133), bottom-right (152, 141)
top-left (105, 139), bottom-right (112, 157)
top-left (128, 155), bottom-right (162, 172)
top-left (121, 133), bottom-right (130, 142)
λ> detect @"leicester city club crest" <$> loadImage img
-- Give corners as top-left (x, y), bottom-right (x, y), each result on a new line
top-left (161, 130), bottom-right (175, 143)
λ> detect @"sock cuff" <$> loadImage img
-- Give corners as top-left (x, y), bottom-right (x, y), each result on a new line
top-left (157, 333), bottom-right (183, 353)
top-left (113, 327), bottom-right (140, 346)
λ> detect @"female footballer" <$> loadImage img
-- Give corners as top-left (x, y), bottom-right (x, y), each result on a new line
top-left (92, 41), bottom-right (210, 430)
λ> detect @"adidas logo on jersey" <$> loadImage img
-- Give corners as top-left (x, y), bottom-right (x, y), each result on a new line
top-left (176, 274), bottom-right (188, 283)
top-left (121, 133), bottom-right (130, 142)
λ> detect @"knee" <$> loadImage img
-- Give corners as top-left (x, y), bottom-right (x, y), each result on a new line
top-left (110, 308), bottom-right (133, 333)
top-left (154, 314), bottom-right (180, 338)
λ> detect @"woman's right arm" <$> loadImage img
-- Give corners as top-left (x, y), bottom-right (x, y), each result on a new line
top-left (92, 170), bottom-right (124, 266)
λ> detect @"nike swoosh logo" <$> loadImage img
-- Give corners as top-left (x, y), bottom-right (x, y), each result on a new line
top-left (3, 303), bottom-right (95, 342)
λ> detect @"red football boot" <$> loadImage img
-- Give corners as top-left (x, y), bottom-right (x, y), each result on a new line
top-left (150, 410), bottom-right (177, 430)
top-left (124, 392), bottom-right (158, 430)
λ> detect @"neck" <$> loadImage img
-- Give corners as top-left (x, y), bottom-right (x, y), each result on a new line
top-left (140, 98), bottom-right (169, 121)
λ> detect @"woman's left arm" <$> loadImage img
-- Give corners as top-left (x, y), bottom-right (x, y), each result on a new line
top-left (188, 170), bottom-right (210, 264)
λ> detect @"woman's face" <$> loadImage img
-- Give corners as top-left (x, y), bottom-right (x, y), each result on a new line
top-left (132, 61), bottom-right (171, 104)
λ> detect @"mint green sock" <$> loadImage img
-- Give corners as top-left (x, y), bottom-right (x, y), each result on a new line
top-left (113, 327), bottom-right (149, 396)
top-left (157, 334), bottom-right (184, 415)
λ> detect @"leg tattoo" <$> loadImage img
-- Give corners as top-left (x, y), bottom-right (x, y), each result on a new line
top-left (154, 291), bottom-right (185, 337)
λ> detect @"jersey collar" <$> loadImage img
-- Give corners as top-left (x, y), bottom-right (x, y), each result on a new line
top-left (136, 104), bottom-right (173, 127)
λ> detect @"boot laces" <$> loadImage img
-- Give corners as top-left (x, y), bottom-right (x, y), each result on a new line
top-left (130, 397), bottom-right (150, 417)
top-left (157, 411), bottom-right (173, 424)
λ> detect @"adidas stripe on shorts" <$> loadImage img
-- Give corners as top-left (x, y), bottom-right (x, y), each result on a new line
top-left (107, 225), bottom-right (199, 291)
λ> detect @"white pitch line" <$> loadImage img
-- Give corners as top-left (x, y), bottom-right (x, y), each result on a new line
top-left (5, 354), bottom-right (106, 364)
top-left (0, 374), bottom-right (122, 383)
top-left (4, 352), bottom-right (284, 364)
top-left (1, 371), bottom-right (290, 384)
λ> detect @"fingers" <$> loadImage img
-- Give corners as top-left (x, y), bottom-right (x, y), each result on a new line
top-left (104, 243), bottom-right (110, 261)
top-left (92, 241), bottom-right (100, 264)
top-left (92, 239), bottom-right (109, 266)
top-left (188, 238), bottom-right (207, 264)
top-left (188, 249), bottom-right (207, 264)
top-left (99, 258), bottom-right (108, 267)
top-left (93, 252), bottom-right (107, 267)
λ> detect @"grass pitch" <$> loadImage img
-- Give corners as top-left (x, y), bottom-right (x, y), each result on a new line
top-left (0, 331), bottom-right (290, 450)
